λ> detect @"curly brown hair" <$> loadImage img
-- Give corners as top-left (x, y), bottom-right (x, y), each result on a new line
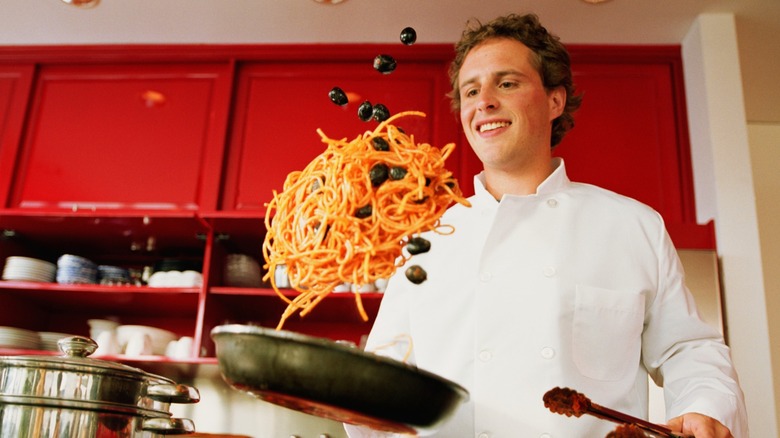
top-left (448, 14), bottom-right (582, 148)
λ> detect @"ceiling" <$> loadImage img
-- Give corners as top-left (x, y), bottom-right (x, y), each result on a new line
top-left (1, 0), bottom-right (778, 123)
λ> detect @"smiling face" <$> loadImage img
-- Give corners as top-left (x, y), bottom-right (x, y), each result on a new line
top-left (458, 38), bottom-right (565, 181)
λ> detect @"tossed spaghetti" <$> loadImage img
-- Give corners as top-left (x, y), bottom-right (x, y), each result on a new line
top-left (262, 111), bottom-right (470, 329)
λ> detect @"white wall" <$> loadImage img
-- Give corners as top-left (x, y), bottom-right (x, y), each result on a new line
top-left (682, 13), bottom-right (778, 437)
top-left (748, 121), bottom-right (780, 436)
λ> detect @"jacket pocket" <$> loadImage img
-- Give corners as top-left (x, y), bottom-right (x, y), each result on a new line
top-left (572, 284), bottom-right (644, 381)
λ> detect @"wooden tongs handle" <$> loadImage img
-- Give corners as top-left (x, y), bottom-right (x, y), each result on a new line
top-left (543, 387), bottom-right (693, 438)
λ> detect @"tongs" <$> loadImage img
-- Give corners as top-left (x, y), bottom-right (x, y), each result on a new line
top-left (543, 387), bottom-right (693, 438)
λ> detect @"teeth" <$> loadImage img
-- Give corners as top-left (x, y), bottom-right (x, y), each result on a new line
top-left (479, 121), bottom-right (510, 132)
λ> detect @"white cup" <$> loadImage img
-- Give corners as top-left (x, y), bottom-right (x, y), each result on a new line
top-left (165, 339), bottom-right (178, 358)
top-left (94, 330), bottom-right (121, 356)
top-left (333, 282), bottom-right (351, 293)
top-left (165, 336), bottom-right (195, 359)
top-left (124, 333), bottom-right (152, 356)
top-left (352, 283), bottom-right (376, 293)
top-left (174, 336), bottom-right (193, 358)
top-left (374, 278), bottom-right (389, 292)
top-left (88, 319), bottom-right (119, 340)
top-left (274, 265), bottom-right (290, 288)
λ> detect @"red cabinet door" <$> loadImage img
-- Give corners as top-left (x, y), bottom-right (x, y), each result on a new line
top-left (9, 63), bottom-right (232, 211)
top-left (220, 58), bottom-right (461, 211)
top-left (0, 65), bottom-right (34, 209)
top-left (554, 53), bottom-right (694, 225)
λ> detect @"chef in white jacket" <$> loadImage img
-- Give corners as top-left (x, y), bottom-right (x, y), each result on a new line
top-left (345, 13), bottom-right (747, 438)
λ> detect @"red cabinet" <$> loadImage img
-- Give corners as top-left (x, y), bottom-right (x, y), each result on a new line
top-left (6, 63), bottom-right (233, 212)
top-left (0, 44), bottom-right (704, 369)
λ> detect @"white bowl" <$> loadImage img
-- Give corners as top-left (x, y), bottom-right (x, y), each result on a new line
top-left (116, 325), bottom-right (177, 355)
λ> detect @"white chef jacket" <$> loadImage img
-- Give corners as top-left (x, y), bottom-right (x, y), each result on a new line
top-left (344, 158), bottom-right (748, 438)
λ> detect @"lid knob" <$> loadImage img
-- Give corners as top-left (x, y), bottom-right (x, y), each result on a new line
top-left (57, 336), bottom-right (98, 357)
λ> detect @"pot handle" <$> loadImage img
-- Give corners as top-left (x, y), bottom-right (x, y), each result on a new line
top-left (145, 383), bottom-right (201, 404)
top-left (141, 417), bottom-right (196, 435)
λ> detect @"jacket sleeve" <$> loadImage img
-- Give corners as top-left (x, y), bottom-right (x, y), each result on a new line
top-left (641, 219), bottom-right (749, 437)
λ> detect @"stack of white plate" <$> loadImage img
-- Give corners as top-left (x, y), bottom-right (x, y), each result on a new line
top-left (1, 256), bottom-right (57, 282)
top-left (224, 254), bottom-right (263, 287)
top-left (39, 331), bottom-right (77, 352)
top-left (0, 326), bottom-right (42, 350)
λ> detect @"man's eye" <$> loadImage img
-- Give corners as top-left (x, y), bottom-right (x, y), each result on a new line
top-left (463, 89), bottom-right (478, 98)
top-left (499, 81), bottom-right (516, 89)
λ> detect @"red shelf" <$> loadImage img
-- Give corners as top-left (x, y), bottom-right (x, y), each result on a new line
top-left (0, 281), bottom-right (201, 316)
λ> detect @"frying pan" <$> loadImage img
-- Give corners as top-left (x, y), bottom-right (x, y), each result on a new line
top-left (211, 324), bottom-right (469, 435)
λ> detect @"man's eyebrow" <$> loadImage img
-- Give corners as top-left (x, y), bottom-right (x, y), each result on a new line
top-left (459, 69), bottom-right (529, 91)
top-left (459, 76), bottom-right (478, 92)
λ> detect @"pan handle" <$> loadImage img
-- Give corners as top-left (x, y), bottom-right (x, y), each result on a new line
top-left (145, 383), bottom-right (201, 403)
top-left (142, 417), bottom-right (196, 434)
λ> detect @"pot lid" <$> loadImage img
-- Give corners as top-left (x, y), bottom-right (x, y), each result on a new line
top-left (0, 336), bottom-right (170, 382)
top-left (0, 336), bottom-right (199, 415)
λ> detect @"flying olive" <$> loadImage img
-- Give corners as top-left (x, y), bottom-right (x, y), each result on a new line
top-left (373, 54), bottom-right (397, 74)
top-left (354, 204), bottom-right (372, 218)
top-left (389, 166), bottom-right (407, 180)
top-left (406, 237), bottom-right (431, 255)
top-left (372, 136), bottom-right (390, 151)
top-left (405, 265), bottom-right (427, 284)
top-left (358, 101), bottom-right (373, 122)
top-left (372, 103), bottom-right (390, 122)
top-left (400, 27), bottom-right (417, 45)
top-left (369, 163), bottom-right (389, 187)
top-left (328, 86), bottom-right (348, 106)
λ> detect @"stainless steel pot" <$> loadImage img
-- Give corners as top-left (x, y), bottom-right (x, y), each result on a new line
top-left (0, 336), bottom-right (199, 437)
top-left (211, 324), bottom-right (469, 435)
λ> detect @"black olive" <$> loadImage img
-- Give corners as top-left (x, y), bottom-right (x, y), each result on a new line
top-left (358, 101), bottom-right (373, 122)
top-left (369, 163), bottom-right (389, 187)
top-left (328, 86), bottom-right (348, 106)
top-left (371, 136), bottom-right (390, 151)
top-left (400, 27), bottom-right (417, 45)
top-left (354, 204), bottom-right (372, 218)
top-left (373, 54), bottom-right (397, 74)
top-left (389, 166), bottom-right (407, 180)
top-left (406, 237), bottom-right (431, 255)
top-left (372, 103), bottom-right (390, 122)
top-left (405, 265), bottom-right (427, 284)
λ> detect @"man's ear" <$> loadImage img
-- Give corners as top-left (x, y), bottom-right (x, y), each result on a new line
top-left (548, 86), bottom-right (566, 120)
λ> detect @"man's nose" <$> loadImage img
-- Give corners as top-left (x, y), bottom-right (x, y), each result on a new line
top-left (477, 90), bottom-right (499, 111)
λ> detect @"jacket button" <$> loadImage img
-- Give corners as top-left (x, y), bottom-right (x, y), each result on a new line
top-left (478, 433), bottom-right (491, 438)
top-left (541, 347), bottom-right (555, 359)
top-left (543, 266), bottom-right (556, 277)
top-left (479, 350), bottom-right (492, 362)
top-left (546, 198), bottom-right (558, 208)
top-left (480, 271), bottom-right (492, 282)
top-left (540, 434), bottom-right (551, 438)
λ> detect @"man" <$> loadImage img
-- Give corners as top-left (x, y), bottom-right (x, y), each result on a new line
top-left (345, 13), bottom-right (747, 437)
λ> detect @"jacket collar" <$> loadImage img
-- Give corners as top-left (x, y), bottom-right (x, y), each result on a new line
top-left (472, 157), bottom-right (570, 204)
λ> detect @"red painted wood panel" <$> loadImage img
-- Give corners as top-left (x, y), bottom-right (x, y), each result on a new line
top-left (8, 63), bottom-right (233, 211)
top-left (0, 65), bottom-right (34, 208)
top-left (221, 59), bottom-right (460, 210)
